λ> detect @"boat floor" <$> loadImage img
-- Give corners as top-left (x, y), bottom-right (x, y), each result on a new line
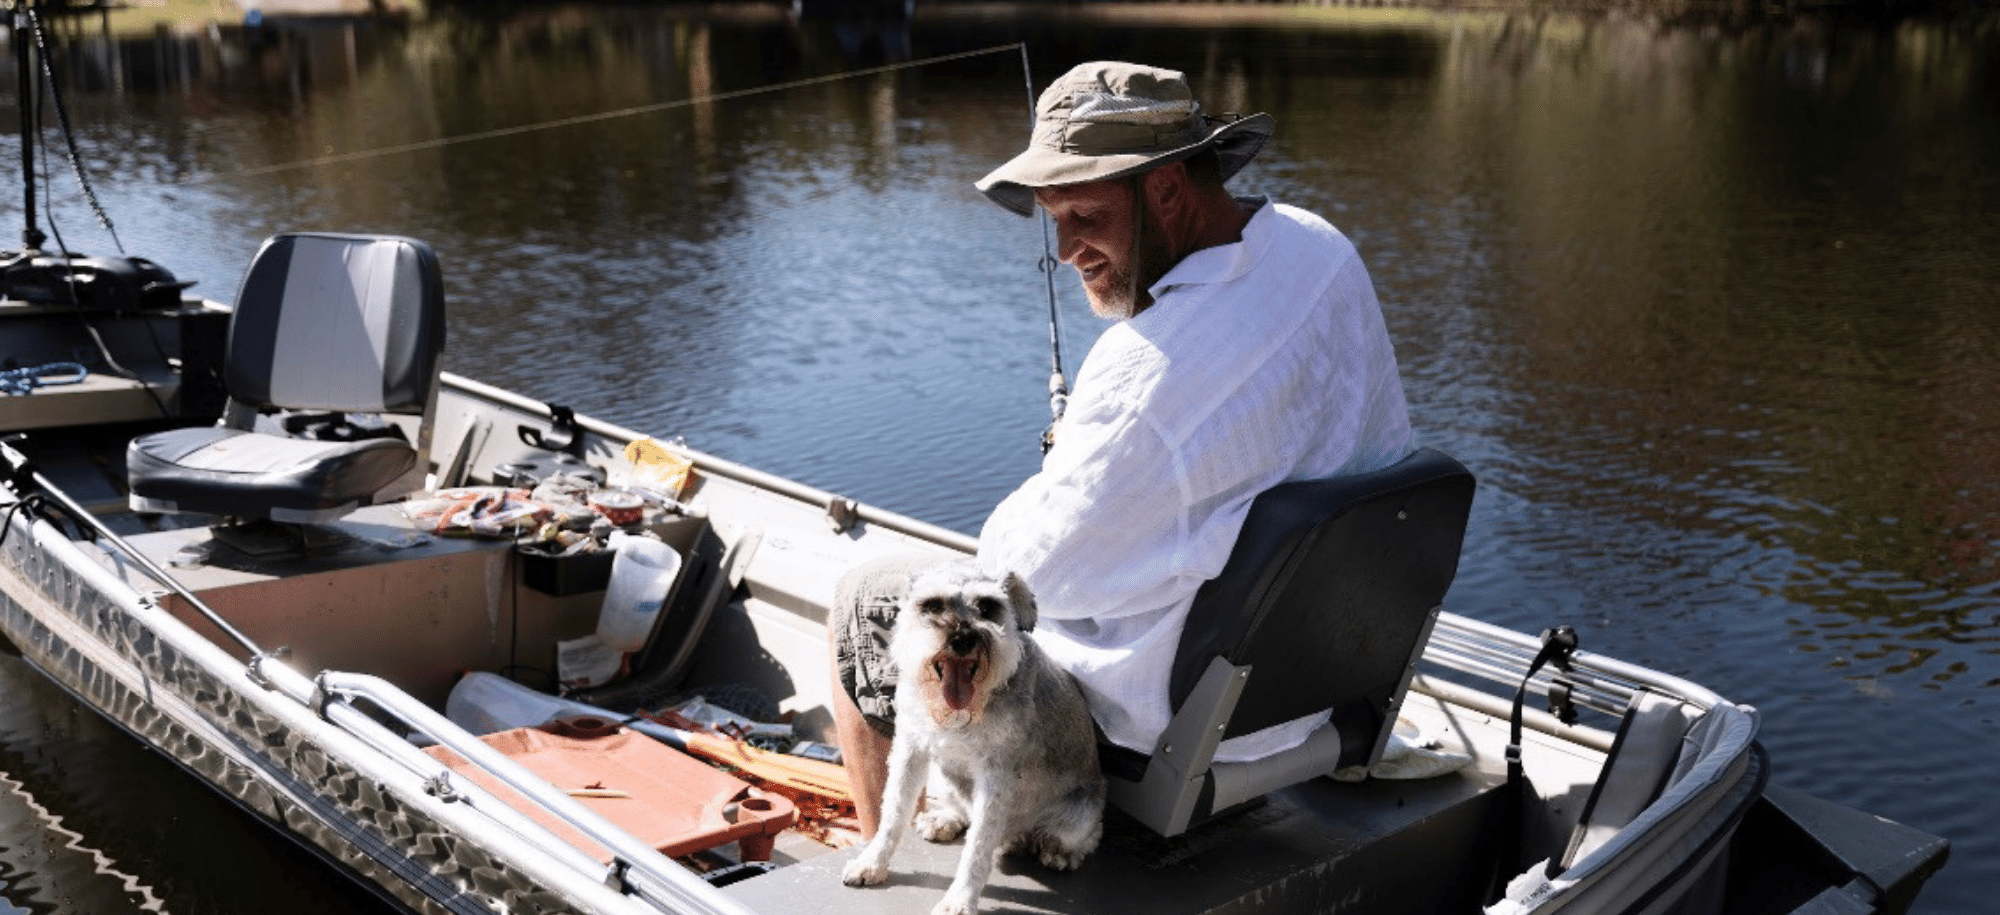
top-left (726, 759), bottom-right (1508, 915)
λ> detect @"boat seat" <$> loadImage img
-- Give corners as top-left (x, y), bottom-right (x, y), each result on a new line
top-left (1554, 689), bottom-right (1702, 874)
top-left (127, 233), bottom-right (446, 524)
top-left (1104, 447), bottom-right (1476, 837)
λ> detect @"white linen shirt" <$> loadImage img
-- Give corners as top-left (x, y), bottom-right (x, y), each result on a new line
top-left (977, 198), bottom-right (1413, 762)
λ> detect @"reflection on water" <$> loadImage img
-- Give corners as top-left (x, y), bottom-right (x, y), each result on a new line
top-left (0, 643), bottom-right (390, 913)
top-left (3, 4), bottom-right (1997, 913)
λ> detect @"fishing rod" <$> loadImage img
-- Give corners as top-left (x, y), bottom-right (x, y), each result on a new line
top-left (1019, 45), bottom-right (1068, 455)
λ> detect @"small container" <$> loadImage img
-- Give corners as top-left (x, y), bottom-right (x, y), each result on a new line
top-left (446, 671), bottom-right (576, 735)
top-left (587, 490), bottom-right (645, 526)
top-left (596, 534), bottom-right (682, 653)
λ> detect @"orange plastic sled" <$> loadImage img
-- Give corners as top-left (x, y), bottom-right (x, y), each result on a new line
top-left (425, 716), bottom-right (797, 862)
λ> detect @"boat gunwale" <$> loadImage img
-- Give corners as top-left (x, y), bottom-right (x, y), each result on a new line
top-left (439, 371), bottom-right (1733, 744)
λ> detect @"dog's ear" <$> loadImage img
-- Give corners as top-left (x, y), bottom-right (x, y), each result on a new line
top-left (1002, 572), bottom-right (1037, 631)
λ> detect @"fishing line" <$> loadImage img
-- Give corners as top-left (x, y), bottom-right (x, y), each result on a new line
top-left (213, 42), bottom-right (1029, 181)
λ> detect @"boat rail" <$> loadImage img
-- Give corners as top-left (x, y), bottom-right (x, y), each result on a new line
top-left (438, 383), bottom-right (1735, 754)
top-left (443, 373), bottom-right (981, 554)
top-left (443, 377), bottom-right (1726, 725)
top-left (312, 672), bottom-right (758, 915)
top-left (1417, 611), bottom-right (1730, 754)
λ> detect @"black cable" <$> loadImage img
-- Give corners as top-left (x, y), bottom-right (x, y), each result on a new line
top-left (28, 7), bottom-right (122, 252)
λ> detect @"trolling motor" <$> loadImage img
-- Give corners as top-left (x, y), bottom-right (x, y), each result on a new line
top-left (1, 0), bottom-right (192, 311)
top-left (0, 251), bottom-right (189, 310)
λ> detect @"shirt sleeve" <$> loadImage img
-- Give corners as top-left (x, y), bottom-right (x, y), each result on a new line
top-left (976, 389), bottom-right (1206, 624)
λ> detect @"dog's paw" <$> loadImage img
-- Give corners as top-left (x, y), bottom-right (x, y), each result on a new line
top-left (1038, 844), bottom-right (1089, 872)
top-left (931, 890), bottom-right (979, 915)
top-left (916, 809), bottom-right (968, 843)
top-left (841, 855), bottom-right (890, 887)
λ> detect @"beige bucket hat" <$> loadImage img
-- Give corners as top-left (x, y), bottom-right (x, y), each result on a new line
top-left (975, 61), bottom-right (1274, 217)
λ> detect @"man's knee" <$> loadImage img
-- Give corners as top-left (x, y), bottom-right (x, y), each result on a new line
top-left (830, 552), bottom-right (940, 737)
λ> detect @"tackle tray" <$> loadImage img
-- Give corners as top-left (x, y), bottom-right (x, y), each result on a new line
top-left (424, 716), bottom-right (797, 861)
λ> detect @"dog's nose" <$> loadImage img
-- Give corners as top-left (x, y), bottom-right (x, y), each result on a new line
top-left (947, 630), bottom-right (979, 655)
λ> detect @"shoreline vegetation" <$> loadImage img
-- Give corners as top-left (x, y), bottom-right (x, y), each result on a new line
top-left (29, 0), bottom-right (1994, 37)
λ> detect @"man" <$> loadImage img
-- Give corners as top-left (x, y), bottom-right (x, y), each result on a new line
top-left (831, 61), bottom-right (1412, 837)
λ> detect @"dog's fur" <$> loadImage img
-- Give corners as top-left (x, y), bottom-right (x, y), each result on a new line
top-left (840, 561), bottom-right (1105, 915)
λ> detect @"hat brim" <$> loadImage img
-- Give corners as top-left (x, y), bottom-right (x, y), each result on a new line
top-left (975, 112), bottom-right (1274, 217)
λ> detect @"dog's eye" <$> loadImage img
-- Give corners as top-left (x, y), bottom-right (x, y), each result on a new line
top-left (916, 597), bottom-right (949, 616)
top-left (974, 597), bottom-right (1005, 622)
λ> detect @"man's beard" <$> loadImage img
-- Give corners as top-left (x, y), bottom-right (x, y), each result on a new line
top-left (1084, 216), bottom-right (1175, 321)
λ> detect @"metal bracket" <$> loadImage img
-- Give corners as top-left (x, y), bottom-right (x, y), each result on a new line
top-left (422, 770), bottom-right (462, 803)
top-left (824, 496), bottom-right (859, 534)
top-left (518, 402), bottom-right (585, 457)
top-left (1547, 677), bottom-right (1579, 726)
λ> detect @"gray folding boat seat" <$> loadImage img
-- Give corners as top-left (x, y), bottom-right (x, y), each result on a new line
top-left (1103, 447), bottom-right (1476, 837)
top-left (127, 233), bottom-right (445, 524)
top-left (1554, 689), bottom-right (1703, 874)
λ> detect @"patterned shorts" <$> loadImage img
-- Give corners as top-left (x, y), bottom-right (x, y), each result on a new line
top-left (830, 552), bottom-right (944, 738)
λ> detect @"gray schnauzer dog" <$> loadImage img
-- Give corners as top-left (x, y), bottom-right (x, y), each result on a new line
top-left (841, 561), bottom-right (1105, 915)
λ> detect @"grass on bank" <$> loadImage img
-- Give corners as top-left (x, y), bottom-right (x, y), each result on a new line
top-left (52, 1), bottom-right (429, 35)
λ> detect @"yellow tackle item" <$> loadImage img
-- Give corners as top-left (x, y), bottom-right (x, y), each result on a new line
top-left (623, 438), bottom-right (694, 499)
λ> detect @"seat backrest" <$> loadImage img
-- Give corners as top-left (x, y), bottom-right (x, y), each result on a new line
top-left (1556, 689), bottom-right (1701, 873)
top-left (1169, 448), bottom-right (1475, 761)
top-left (224, 233), bottom-right (445, 416)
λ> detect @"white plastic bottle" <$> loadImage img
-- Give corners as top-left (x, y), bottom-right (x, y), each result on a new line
top-left (596, 533), bottom-right (682, 653)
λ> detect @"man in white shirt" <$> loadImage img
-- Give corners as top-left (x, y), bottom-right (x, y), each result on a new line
top-left (831, 61), bottom-right (1411, 837)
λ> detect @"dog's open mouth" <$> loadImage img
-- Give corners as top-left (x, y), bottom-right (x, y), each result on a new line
top-left (933, 656), bottom-right (982, 711)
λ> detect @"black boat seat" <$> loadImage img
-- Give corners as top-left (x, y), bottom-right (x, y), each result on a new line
top-left (127, 233), bottom-right (445, 524)
top-left (1104, 447), bottom-right (1477, 837)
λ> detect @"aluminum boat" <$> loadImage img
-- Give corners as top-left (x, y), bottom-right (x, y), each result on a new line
top-left (0, 217), bottom-right (1951, 915)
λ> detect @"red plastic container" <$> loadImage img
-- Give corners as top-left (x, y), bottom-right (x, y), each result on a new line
top-left (425, 716), bottom-right (797, 862)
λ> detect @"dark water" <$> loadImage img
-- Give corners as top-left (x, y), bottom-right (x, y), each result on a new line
top-left (3, 3), bottom-right (1996, 912)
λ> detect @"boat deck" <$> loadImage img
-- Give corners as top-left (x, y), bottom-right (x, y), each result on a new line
top-left (728, 756), bottom-right (1508, 915)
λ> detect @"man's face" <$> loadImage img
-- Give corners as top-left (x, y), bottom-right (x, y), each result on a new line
top-left (1035, 177), bottom-right (1174, 320)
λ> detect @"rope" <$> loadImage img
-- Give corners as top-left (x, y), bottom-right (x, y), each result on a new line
top-left (0, 362), bottom-right (87, 396)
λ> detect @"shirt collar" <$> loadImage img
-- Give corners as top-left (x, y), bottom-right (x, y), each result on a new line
top-left (1145, 195), bottom-right (1273, 301)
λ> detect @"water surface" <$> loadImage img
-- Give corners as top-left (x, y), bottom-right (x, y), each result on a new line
top-left (2, 4), bottom-right (1995, 912)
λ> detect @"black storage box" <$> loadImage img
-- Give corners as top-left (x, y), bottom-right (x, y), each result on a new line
top-left (517, 543), bottom-right (615, 596)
